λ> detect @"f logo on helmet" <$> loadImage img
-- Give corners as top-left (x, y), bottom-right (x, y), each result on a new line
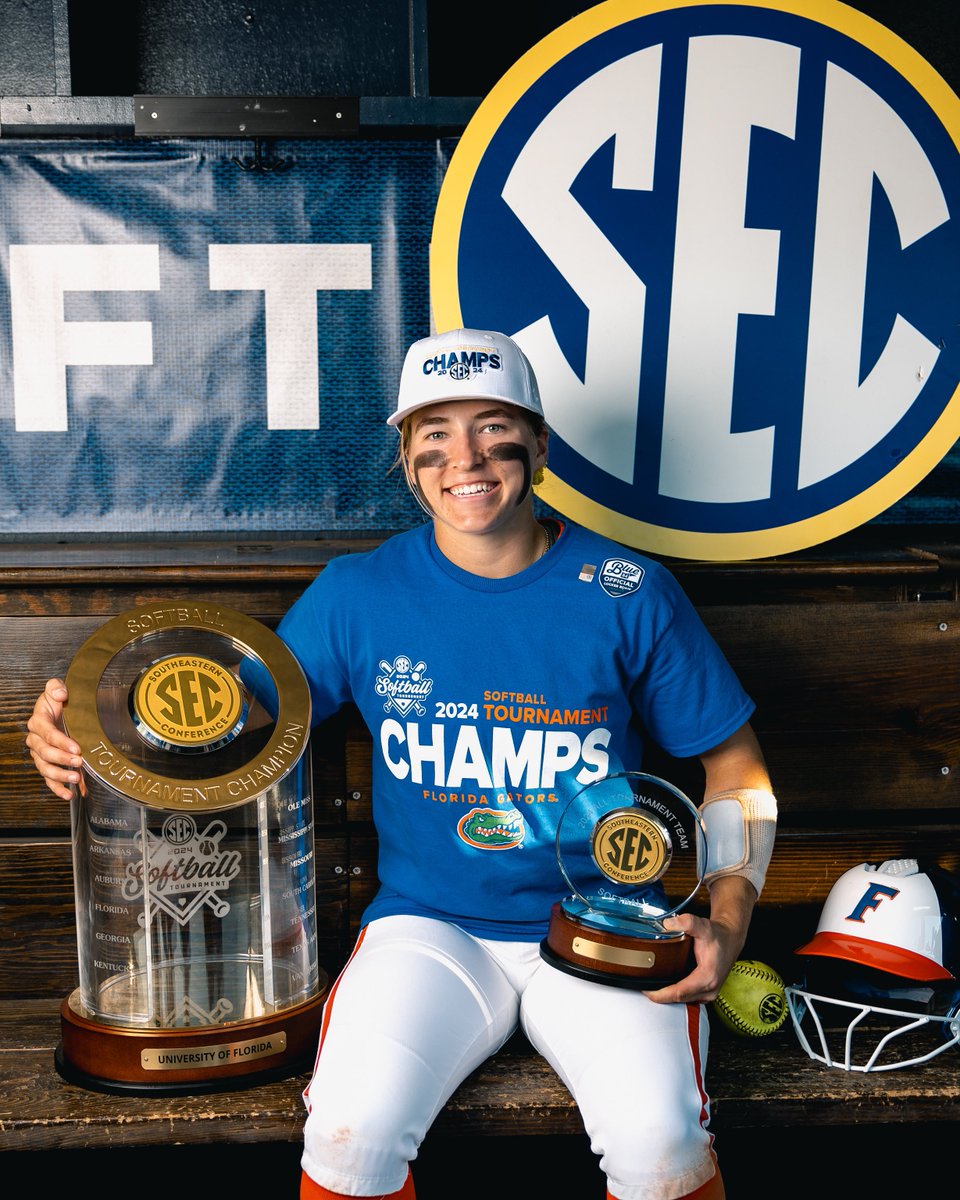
top-left (845, 883), bottom-right (900, 923)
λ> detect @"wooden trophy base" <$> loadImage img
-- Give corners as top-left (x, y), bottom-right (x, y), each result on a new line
top-left (55, 977), bottom-right (328, 1095)
top-left (540, 900), bottom-right (693, 989)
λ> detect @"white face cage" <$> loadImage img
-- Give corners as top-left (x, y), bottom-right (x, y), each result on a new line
top-left (785, 984), bottom-right (960, 1072)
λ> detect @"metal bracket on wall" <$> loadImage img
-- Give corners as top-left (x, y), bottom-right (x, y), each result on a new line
top-left (133, 95), bottom-right (360, 137)
top-left (0, 95), bottom-right (478, 137)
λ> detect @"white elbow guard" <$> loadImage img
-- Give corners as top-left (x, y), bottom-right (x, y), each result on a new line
top-left (699, 788), bottom-right (777, 897)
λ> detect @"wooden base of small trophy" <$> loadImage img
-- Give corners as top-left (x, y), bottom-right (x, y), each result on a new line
top-left (540, 900), bottom-right (694, 989)
top-left (55, 979), bottom-right (328, 1095)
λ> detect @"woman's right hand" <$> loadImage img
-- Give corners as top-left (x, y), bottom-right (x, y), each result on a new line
top-left (25, 678), bottom-right (82, 801)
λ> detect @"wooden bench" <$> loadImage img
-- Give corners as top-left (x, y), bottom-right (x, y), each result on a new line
top-left (1, 533), bottom-right (958, 1184)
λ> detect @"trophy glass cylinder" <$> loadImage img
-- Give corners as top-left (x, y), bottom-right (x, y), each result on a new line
top-left (56, 601), bottom-right (328, 1094)
top-left (541, 772), bottom-right (707, 988)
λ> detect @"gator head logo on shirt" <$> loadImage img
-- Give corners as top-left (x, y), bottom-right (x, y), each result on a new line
top-left (375, 655), bottom-right (434, 716)
top-left (458, 808), bottom-right (525, 850)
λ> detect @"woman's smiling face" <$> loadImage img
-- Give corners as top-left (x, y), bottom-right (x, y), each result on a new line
top-left (405, 398), bottom-right (548, 537)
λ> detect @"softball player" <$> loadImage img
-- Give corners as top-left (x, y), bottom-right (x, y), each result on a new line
top-left (28, 328), bottom-right (776, 1200)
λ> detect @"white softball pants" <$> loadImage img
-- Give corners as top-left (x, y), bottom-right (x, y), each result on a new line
top-left (301, 915), bottom-right (717, 1200)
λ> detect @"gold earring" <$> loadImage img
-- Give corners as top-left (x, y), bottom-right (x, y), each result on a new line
top-left (533, 466), bottom-right (545, 486)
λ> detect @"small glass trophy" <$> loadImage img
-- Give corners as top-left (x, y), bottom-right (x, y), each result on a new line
top-left (541, 772), bottom-right (706, 988)
top-left (56, 601), bottom-right (328, 1094)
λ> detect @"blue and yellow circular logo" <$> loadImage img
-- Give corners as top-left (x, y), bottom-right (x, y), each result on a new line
top-left (431, 0), bottom-right (960, 559)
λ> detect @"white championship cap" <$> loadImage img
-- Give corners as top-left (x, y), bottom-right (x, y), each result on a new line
top-left (387, 327), bottom-right (543, 427)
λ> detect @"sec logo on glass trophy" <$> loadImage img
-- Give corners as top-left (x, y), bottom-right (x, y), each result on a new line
top-left (541, 772), bottom-right (707, 988)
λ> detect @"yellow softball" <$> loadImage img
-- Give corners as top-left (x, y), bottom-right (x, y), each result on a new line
top-left (712, 959), bottom-right (788, 1037)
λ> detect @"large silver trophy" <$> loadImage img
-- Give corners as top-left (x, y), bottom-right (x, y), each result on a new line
top-left (541, 772), bottom-right (706, 988)
top-left (56, 601), bottom-right (327, 1094)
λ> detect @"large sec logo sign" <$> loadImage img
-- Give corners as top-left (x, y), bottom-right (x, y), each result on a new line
top-left (431, 0), bottom-right (960, 560)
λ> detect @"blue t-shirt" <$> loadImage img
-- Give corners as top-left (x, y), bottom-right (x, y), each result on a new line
top-left (272, 522), bottom-right (754, 940)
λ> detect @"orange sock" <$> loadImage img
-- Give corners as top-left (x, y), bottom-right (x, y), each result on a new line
top-left (606, 1168), bottom-right (724, 1200)
top-left (300, 1168), bottom-right (415, 1200)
